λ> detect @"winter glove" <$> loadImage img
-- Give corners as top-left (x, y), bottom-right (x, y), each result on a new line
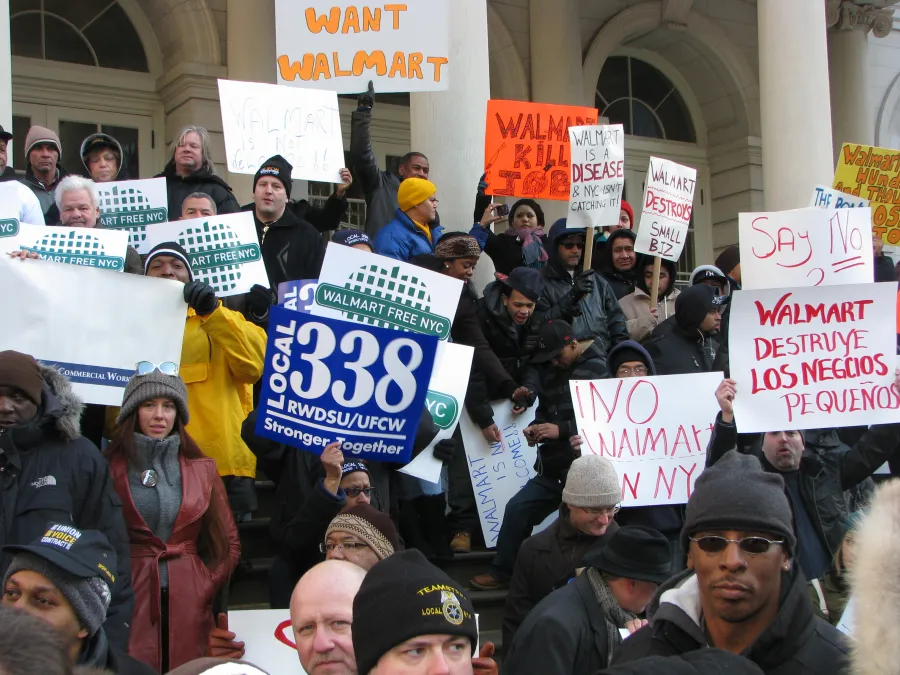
top-left (477, 172), bottom-right (489, 194)
top-left (183, 280), bottom-right (219, 316)
top-left (571, 270), bottom-right (594, 301)
top-left (248, 284), bottom-right (275, 321)
top-left (358, 80), bottom-right (375, 111)
top-left (206, 613), bottom-right (245, 659)
top-left (432, 438), bottom-right (457, 463)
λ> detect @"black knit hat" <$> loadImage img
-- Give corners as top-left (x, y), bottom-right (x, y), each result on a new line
top-left (609, 343), bottom-right (652, 376)
top-left (352, 549), bottom-right (477, 674)
top-left (144, 241), bottom-right (194, 281)
top-left (254, 154), bottom-right (293, 199)
top-left (681, 451), bottom-right (797, 555)
top-left (503, 267), bottom-right (544, 302)
top-left (583, 526), bottom-right (672, 584)
top-left (675, 284), bottom-right (726, 331)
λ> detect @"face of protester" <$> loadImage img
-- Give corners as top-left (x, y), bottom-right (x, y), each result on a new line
top-left (557, 236), bottom-right (585, 271)
top-left (181, 196), bottom-right (216, 219)
top-left (340, 471), bottom-right (372, 508)
top-left (611, 238), bottom-right (636, 273)
top-left (0, 139), bottom-right (7, 171)
top-left (85, 148), bottom-right (119, 182)
top-left (568, 504), bottom-right (617, 537)
top-left (59, 189), bottom-right (99, 228)
top-left (501, 289), bottom-right (536, 326)
top-left (175, 132), bottom-right (203, 176)
top-left (644, 264), bottom-right (670, 295)
top-left (0, 386), bottom-right (39, 429)
top-left (615, 360), bottom-right (649, 379)
top-left (371, 635), bottom-right (473, 675)
top-left (444, 257), bottom-right (478, 282)
top-left (761, 430), bottom-right (804, 471)
top-left (512, 204), bottom-right (538, 230)
top-left (873, 234), bottom-right (884, 256)
top-left (137, 397), bottom-right (177, 439)
top-left (688, 528), bottom-right (787, 625)
top-left (611, 578), bottom-right (660, 614)
top-left (4, 570), bottom-right (89, 663)
top-left (146, 255), bottom-right (191, 284)
top-left (29, 143), bottom-right (59, 178)
top-left (255, 176), bottom-right (289, 220)
top-left (324, 531), bottom-right (380, 571)
top-left (551, 341), bottom-right (580, 370)
top-left (408, 195), bottom-right (438, 224)
top-left (616, 208), bottom-right (632, 230)
top-left (698, 309), bottom-right (722, 335)
top-left (399, 155), bottom-right (429, 180)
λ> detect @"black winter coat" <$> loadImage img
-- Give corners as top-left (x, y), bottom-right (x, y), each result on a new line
top-left (249, 205), bottom-right (326, 291)
top-left (19, 165), bottom-right (69, 218)
top-left (644, 317), bottom-right (718, 376)
top-left (612, 569), bottom-right (850, 674)
top-left (707, 414), bottom-right (899, 556)
top-left (504, 572), bottom-right (618, 675)
top-left (241, 194), bottom-right (349, 234)
top-left (0, 366), bottom-right (133, 651)
top-left (156, 162), bottom-right (240, 217)
top-left (503, 507), bottom-right (619, 649)
top-left (874, 253), bottom-right (897, 283)
top-left (78, 630), bottom-right (155, 675)
top-left (470, 190), bottom-right (547, 276)
top-left (350, 109), bottom-right (402, 237)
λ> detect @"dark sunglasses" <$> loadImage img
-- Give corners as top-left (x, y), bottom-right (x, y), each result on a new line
top-left (560, 241), bottom-right (585, 250)
top-left (690, 535), bottom-right (784, 555)
top-left (135, 361), bottom-right (179, 376)
top-left (344, 487), bottom-right (376, 498)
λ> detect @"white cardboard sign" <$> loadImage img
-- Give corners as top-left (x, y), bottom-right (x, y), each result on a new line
top-left (461, 400), bottom-right (538, 548)
top-left (729, 282), bottom-right (900, 432)
top-left (400, 342), bottom-right (474, 484)
top-left (811, 186), bottom-right (870, 210)
top-left (218, 79), bottom-right (344, 183)
top-left (0, 258), bottom-right (186, 406)
top-left (567, 124), bottom-right (625, 228)
top-left (570, 373), bottom-right (722, 506)
top-left (142, 212), bottom-right (269, 297)
top-left (634, 157), bottom-right (697, 262)
top-left (0, 223), bottom-right (129, 272)
top-left (95, 178), bottom-right (169, 252)
top-left (275, 0), bottom-right (450, 93)
top-left (739, 208), bottom-right (874, 290)
top-left (229, 609), bottom-right (306, 675)
top-left (311, 243), bottom-right (463, 340)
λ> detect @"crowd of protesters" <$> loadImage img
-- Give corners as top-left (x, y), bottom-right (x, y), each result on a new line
top-left (0, 78), bottom-right (898, 675)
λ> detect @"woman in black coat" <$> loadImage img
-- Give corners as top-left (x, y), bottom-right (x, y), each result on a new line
top-left (470, 193), bottom-right (549, 276)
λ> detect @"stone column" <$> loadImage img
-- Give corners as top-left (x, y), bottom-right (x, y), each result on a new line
top-left (0, 0), bottom-right (11, 163)
top-left (226, 0), bottom-right (276, 203)
top-left (410, 0), bottom-right (493, 291)
top-left (758, 0), bottom-right (835, 211)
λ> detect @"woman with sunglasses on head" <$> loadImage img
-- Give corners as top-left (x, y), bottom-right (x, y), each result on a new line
top-left (104, 363), bottom-right (241, 673)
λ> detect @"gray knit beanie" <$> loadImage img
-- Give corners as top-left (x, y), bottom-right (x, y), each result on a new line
top-left (562, 455), bottom-right (621, 508)
top-left (116, 370), bottom-right (189, 425)
top-left (681, 451), bottom-right (797, 555)
top-left (4, 553), bottom-right (110, 637)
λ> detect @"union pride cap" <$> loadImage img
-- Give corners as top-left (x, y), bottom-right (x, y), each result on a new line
top-left (3, 524), bottom-right (116, 586)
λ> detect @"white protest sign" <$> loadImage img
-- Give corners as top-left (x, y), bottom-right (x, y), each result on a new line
top-left (739, 208), bottom-right (874, 289)
top-left (811, 186), bottom-right (870, 210)
top-left (0, 223), bottom-right (129, 272)
top-left (275, 1), bottom-right (450, 93)
top-left (729, 282), bottom-right (900, 433)
top-left (634, 157), bottom-right (697, 262)
top-left (400, 342), bottom-right (474, 483)
top-left (218, 79), bottom-right (344, 183)
top-left (570, 373), bottom-right (722, 506)
top-left (96, 178), bottom-right (169, 252)
top-left (0, 258), bottom-right (185, 406)
top-left (142, 212), bottom-right (269, 297)
top-left (461, 401), bottom-right (538, 548)
top-left (312, 243), bottom-right (463, 340)
top-left (567, 124), bottom-right (625, 228)
top-left (229, 609), bottom-right (306, 675)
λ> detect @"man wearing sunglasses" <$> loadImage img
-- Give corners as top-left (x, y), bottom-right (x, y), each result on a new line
top-left (612, 451), bottom-right (848, 673)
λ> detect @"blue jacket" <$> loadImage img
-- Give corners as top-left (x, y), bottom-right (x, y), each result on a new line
top-left (373, 208), bottom-right (444, 261)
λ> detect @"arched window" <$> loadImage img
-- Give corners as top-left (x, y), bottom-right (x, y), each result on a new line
top-left (596, 56), bottom-right (695, 143)
top-left (10, 0), bottom-right (149, 72)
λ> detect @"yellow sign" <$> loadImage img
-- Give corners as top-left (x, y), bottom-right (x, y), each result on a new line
top-left (833, 142), bottom-right (900, 243)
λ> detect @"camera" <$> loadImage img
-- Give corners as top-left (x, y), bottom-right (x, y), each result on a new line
top-left (494, 203), bottom-right (510, 217)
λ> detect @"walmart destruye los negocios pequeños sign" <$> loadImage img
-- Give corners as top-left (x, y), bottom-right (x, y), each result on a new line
top-left (95, 178), bottom-right (169, 252)
top-left (0, 222), bottom-right (129, 271)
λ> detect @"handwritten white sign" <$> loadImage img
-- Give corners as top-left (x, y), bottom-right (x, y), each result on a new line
top-left (810, 185), bottom-right (870, 210)
top-left (570, 373), bottom-right (722, 506)
top-left (729, 282), bottom-right (900, 433)
top-left (567, 124), bottom-right (625, 228)
top-left (634, 157), bottom-right (697, 262)
top-left (739, 208), bottom-right (874, 290)
top-left (218, 79), bottom-right (344, 183)
top-left (275, 1), bottom-right (450, 93)
top-left (0, 223), bottom-right (129, 272)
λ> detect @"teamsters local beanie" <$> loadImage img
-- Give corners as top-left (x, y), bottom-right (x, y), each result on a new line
top-left (398, 177), bottom-right (436, 212)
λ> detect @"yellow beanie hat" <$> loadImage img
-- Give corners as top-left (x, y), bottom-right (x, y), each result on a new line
top-left (398, 177), bottom-right (437, 212)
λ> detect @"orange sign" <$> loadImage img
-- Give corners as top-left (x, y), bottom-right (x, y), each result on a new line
top-left (484, 100), bottom-right (599, 201)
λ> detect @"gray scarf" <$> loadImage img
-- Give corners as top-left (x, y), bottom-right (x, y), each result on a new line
top-left (587, 567), bottom-right (639, 665)
top-left (129, 434), bottom-right (182, 543)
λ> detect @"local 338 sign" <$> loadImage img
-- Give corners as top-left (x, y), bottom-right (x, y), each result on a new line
top-left (256, 306), bottom-right (439, 463)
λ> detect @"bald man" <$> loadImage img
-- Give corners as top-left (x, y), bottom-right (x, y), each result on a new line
top-left (290, 560), bottom-right (366, 675)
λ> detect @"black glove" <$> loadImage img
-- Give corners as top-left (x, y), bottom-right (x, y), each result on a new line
top-left (572, 270), bottom-right (594, 300)
top-left (477, 173), bottom-right (488, 195)
top-left (248, 284), bottom-right (274, 320)
top-left (358, 80), bottom-right (375, 111)
top-left (432, 438), bottom-right (457, 463)
top-left (183, 280), bottom-right (219, 316)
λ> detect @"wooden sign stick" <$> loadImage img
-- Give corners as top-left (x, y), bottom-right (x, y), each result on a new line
top-left (648, 256), bottom-right (662, 307)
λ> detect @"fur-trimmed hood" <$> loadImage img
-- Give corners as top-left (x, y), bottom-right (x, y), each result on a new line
top-left (850, 480), bottom-right (900, 674)
top-left (36, 364), bottom-right (84, 441)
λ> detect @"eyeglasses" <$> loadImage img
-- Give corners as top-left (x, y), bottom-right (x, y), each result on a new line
top-left (578, 504), bottom-right (620, 517)
top-left (343, 487), bottom-right (376, 498)
top-left (135, 361), bottom-right (179, 376)
top-left (615, 365), bottom-right (648, 377)
top-left (690, 535), bottom-right (784, 555)
top-left (560, 241), bottom-right (585, 250)
top-left (320, 541), bottom-right (372, 554)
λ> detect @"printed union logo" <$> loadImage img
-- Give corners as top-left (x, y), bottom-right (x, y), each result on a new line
top-left (426, 390), bottom-right (459, 430)
top-left (23, 230), bottom-right (124, 271)
top-left (97, 185), bottom-right (167, 247)
top-left (178, 220), bottom-right (261, 294)
top-left (315, 264), bottom-right (451, 339)
top-left (0, 219), bottom-right (19, 236)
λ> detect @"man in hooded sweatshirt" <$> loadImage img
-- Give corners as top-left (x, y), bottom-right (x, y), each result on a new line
top-left (619, 255), bottom-right (681, 343)
top-left (597, 228), bottom-right (639, 299)
top-left (644, 284), bottom-right (726, 376)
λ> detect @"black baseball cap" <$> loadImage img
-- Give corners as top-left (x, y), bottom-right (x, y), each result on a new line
top-left (0, 125), bottom-right (11, 142)
top-left (3, 524), bottom-right (117, 587)
top-left (692, 268), bottom-right (728, 286)
top-left (530, 320), bottom-right (576, 364)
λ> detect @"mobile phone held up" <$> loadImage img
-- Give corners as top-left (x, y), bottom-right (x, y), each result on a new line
top-left (494, 203), bottom-right (510, 217)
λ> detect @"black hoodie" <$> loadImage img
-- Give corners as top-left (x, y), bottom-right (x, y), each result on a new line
top-left (156, 160), bottom-right (240, 217)
top-left (644, 285), bottom-right (721, 376)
